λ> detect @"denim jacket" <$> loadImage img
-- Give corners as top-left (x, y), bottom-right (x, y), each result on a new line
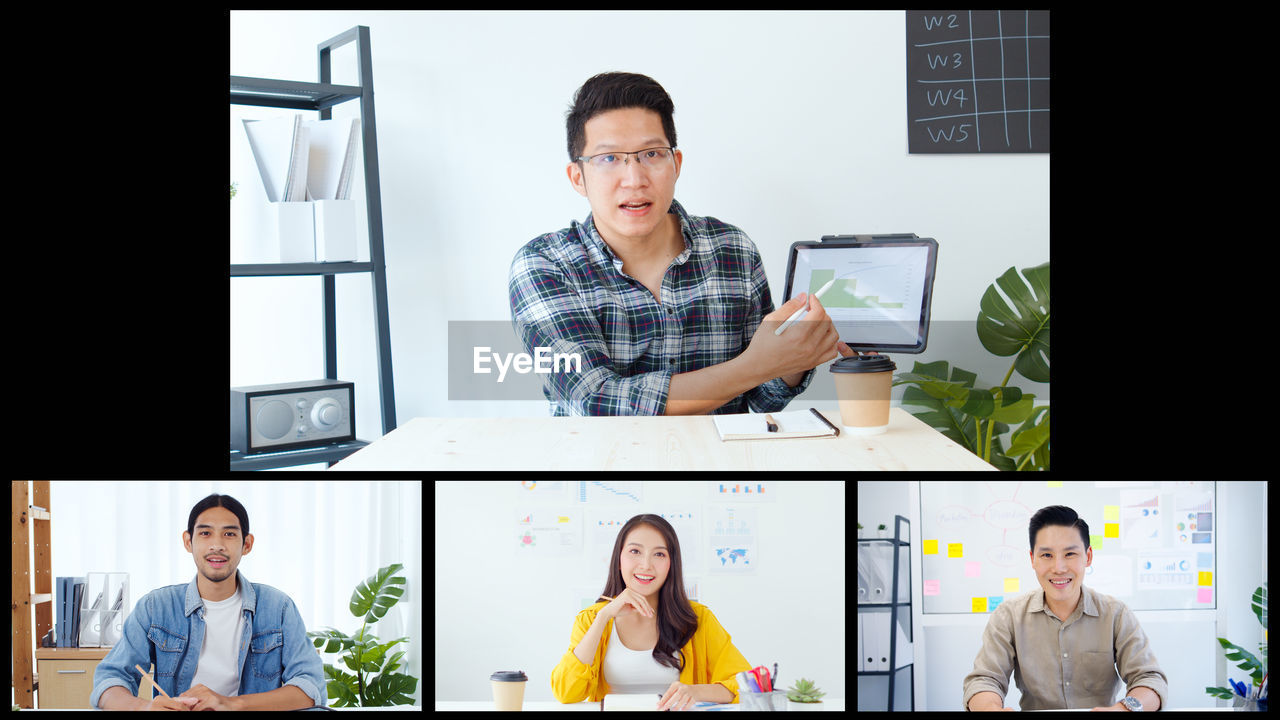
top-left (90, 570), bottom-right (326, 709)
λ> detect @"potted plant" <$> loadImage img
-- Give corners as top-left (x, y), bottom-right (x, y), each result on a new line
top-left (857, 523), bottom-right (864, 539)
top-left (894, 262), bottom-right (1049, 470)
top-left (307, 563), bottom-right (419, 706)
top-left (877, 523), bottom-right (887, 539)
top-left (230, 181), bottom-right (238, 200)
top-left (1205, 583), bottom-right (1267, 707)
top-left (785, 678), bottom-right (827, 711)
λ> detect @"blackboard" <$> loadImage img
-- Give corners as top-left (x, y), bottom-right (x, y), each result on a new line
top-left (906, 10), bottom-right (1050, 153)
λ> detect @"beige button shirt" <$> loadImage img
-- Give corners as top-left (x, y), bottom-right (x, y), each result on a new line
top-left (962, 584), bottom-right (1169, 711)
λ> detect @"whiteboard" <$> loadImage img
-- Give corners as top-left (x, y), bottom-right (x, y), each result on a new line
top-left (919, 481), bottom-right (1216, 613)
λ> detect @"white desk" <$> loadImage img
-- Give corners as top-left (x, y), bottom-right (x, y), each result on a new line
top-left (331, 409), bottom-right (993, 471)
top-left (435, 699), bottom-right (846, 711)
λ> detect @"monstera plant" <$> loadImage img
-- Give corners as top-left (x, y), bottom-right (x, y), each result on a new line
top-left (307, 563), bottom-right (418, 706)
top-left (894, 262), bottom-right (1049, 470)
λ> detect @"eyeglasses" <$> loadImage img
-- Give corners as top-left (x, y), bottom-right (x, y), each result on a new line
top-left (577, 146), bottom-right (676, 173)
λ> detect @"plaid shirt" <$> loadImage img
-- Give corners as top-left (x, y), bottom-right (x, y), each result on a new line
top-left (508, 198), bottom-right (814, 416)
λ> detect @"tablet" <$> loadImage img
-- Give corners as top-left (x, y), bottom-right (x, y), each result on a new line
top-left (782, 235), bottom-right (938, 353)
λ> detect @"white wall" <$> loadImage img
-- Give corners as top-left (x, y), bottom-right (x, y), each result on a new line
top-left (230, 11), bottom-right (1050, 445)
top-left (857, 481), bottom-right (1268, 711)
top-left (434, 480), bottom-right (846, 702)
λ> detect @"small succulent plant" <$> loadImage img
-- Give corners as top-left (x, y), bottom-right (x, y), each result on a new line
top-left (785, 678), bottom-right (826, 703)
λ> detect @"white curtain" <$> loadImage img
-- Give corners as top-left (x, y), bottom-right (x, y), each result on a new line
top-left (45, 480), bottom-right (422, 706)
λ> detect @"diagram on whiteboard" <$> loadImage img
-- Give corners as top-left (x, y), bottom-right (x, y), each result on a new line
top-left (919, 481), bottom-right (1215, 613)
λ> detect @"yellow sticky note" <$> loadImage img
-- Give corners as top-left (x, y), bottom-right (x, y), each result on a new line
top-left (1046, 481), bottom-right (1063, 488)
top-left (948, 543), bottom-right (963, 558)
top-left (1199, 571), bottom-right (1213, 586)
top-left (1105, 522), bottom-right (1119, 538)
top-left (1004, 577), bottom-right (1020, 592)
top-left (923, 539), bottom-right (939, 555)
top-left (972, 597), bottom-right (988, 613)
top-left (1104, 505), bottom-right (1120, 521)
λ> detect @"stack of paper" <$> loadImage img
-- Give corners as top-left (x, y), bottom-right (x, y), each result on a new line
top-left (242, 115), bottom-right (361, 203)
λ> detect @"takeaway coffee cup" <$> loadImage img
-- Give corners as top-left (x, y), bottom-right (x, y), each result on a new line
top-left (490, 670), bottom-right (528, 710)
top-left (830, 354), bottom-right (897, 434)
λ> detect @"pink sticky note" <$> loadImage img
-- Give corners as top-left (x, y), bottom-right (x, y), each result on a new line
top-left (1197, 587), bottom-right (1213, 604)
top-left (924, 579), bottom-right (940, 596)
top-left (965, 561), bottom-right (981, 578)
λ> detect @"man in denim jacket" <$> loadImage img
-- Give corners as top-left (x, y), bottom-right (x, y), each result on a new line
top-left (90, 496), bottom-right (326, 710)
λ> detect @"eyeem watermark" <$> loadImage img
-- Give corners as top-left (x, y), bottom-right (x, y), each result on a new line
top-left (473, 346), bottom-right (582, 383)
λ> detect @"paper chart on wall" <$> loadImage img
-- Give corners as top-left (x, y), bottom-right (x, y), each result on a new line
top-left (708, 506), bottom-right (758, 574)
top-left (585, 508), bottom-right (702, 578)
top-left (515, 508), bottom-right (580, 557)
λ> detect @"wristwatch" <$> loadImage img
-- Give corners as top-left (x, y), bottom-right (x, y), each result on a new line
top-left (1120, 696), bottom-right (1143, 712)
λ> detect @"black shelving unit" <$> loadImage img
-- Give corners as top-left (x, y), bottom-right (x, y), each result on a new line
top-left (230, 26), bottom-right (396, 469)
top-left (857, 514), bottom-right (915, 711)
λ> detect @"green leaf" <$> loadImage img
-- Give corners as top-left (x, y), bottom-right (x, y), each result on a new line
top-left (977, 262), bottom-right (1050, 383)
top-left (308, 627), bottom-right (357, 654)
top-left (363, 672), bottom-right (419, 706)
top-left (350, 563), bottom-right (407, 623)
top-left (1252, 584), bottom-right (1267, 629)
top-left (1217, 637), bottom-right (1265, 683)
top-left (1007, 407), bottom-right (1050, 467)
top-left (1205, 686), bottom-right (1235, 700)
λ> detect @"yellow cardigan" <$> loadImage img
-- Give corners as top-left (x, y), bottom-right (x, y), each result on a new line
top-left (551, 600), bottom-right (753, 704)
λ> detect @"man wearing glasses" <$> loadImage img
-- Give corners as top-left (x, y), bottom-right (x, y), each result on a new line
top-left (509, 72), bottom-right (853, 416)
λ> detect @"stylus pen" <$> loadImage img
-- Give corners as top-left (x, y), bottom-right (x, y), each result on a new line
top-left (774, 278), bottom-right (836, 335)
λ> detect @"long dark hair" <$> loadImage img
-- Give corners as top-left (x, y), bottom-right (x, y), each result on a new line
top-left (599, 514), bottom-right (697, 671)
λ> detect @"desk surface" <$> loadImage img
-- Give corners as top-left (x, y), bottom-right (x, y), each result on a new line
top-left (435, 699), bottom-right (846, 711)
top-left (332, 408), bottom-right (994, 471)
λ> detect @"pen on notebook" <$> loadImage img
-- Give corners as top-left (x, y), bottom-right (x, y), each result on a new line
top-left (765, 414), bottom-right (778, 432)
top-left (774, 278), bottom-right (837, 336)
top-left (809, 407), bottom-right (841, 436)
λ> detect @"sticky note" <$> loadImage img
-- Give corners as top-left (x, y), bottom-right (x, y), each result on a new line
top-left (924, 579), bottom-right (940, 596)
top-left (972, 597), bottom-right (988, 613)
top-left (1004, 577), bottom-right (1020, 592)
top-left (965, 561), bottom-right (981, 578)
top-left (1105, 522), bottom-right (1119, 538)
top-left (1104, 505), bottom-right (1120, 521)
top-left (1198, 587), bottom-right (1213, 604)
top-left (923, 539), bottom-right (939, 555)
top-left (989, 596), bottom-right (1004, 611)
top-left (1047, 481), bottom-right (1063, 488)
top-left (1090, 534), bottom-right (1104, 549)
top-left (1199, 571), bottom-right (1213, 586)
top-left (948, 543), bottom-right (963, 558)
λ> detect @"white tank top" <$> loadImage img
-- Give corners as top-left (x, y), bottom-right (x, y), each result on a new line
top-left (602, 618), bottom-right (680, 694)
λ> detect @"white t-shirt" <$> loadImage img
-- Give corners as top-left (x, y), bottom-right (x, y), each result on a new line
top-left (190, 585), bottom-right (246, 697)
top-left (602, 619), bottom-right (680, 694)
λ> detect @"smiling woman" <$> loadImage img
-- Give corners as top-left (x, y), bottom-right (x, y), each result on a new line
top-left (550, 514), bottom-right (753, 709)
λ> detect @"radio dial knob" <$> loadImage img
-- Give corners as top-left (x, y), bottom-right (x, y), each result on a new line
top-left (311, 398), bottom-right (342, 430)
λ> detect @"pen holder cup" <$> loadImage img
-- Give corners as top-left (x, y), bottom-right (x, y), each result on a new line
top-left (739, 690), bottom-right (782, 711)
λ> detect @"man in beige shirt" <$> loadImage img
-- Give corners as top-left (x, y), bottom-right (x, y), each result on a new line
top-left (963, 505), bottom-right (1169, 711)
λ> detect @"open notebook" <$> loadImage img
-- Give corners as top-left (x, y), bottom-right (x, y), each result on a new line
top-left (712, 409), bottom-right (840, 441)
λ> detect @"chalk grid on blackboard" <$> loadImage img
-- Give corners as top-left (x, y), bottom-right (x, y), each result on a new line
top-left (906, 10), bottom-right (1050, 153)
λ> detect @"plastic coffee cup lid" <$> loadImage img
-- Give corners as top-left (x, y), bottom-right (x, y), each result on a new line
top-left (830, 354), bottom-right (896, 373)
top-left (490, 671), bottom-right (528, 682)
